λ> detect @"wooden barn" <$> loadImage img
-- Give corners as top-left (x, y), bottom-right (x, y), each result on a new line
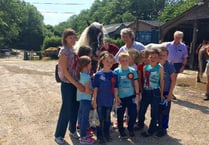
top-left (104, 20), bottom-right (163, 44)
top-left (160, 0), bottom-right (209, 68)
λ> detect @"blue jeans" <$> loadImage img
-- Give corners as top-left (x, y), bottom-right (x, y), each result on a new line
top-left (158, 92), bottom-right (171, 131)
top-left (117, 96), bottom-right (137, 133)
top-left (55, 83), bottom-right (79, 138)
top-left (139, 89), bottom-right (160, 134)
top-left (78, 100), bottom-right (91, 137)
top-left (96, 106), bottom-right (112, 139)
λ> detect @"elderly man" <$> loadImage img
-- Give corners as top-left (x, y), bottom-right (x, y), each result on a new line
top-left (166, 31), bottom-right (188, 99)
top-left (114, 28), bottom-right (145, 61)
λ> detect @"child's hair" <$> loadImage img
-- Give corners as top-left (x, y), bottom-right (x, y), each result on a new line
top-left (147, 48), bottom-right (160, 56)
top-left (97, 52), bottom-right (115, 71)
top-left (136, 50), bottom-right (149, 64)
top-left (128, 49), bottom-right (139, 64)
top-left (77, 56), bottom-right (91, 79)
top-left (77, 45), bottom-right (92, 57)
top-left (158, 47), bottom-right (169, 54)
top-left (118, 52), bottom-right (129, 61)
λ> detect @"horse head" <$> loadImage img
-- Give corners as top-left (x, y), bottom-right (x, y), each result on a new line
top-left (87, 22), bottom-right (104, 56)
top-left (75, 22), bottom-right (104, 73)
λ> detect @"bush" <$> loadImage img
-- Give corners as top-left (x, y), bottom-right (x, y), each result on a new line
top-left (105, 37), bottom-right (124, 47)
top-left (42, 36), bottom-right (61, 50)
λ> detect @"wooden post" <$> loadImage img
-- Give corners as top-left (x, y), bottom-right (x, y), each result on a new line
top-left (190, 20), bottom-right (198, 69)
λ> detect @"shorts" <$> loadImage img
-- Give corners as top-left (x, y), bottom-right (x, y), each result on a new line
top-left (173, 63), bottom-right (183, 73)
top-left (206, 63), bottom-right (209, 75)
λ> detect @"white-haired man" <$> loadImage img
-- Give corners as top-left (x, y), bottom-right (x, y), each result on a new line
top-left (166, 31), bottom-right (188, 99)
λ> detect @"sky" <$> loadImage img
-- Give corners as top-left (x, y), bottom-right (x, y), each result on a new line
top-left (23, 0), bottom-right (95, 26)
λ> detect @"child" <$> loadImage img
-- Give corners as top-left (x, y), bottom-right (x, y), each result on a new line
top-left (157, 47), bottom-right (176, 137)
top-left (139, 49), bottom-right (164, 137)
top-left (92, 53), bottom-right (118, 144)
top-left (114, 52), bottom-right (140, 138)
top-left (127, 48), bottom-right (139, 70)
top-left (135, 50), bottom-right (149, 130)
top-left (77, 56), bottom-right (95, 144)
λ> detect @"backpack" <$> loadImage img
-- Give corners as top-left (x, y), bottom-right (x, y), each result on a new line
top-left (55, 64), bottom-right (62, 83)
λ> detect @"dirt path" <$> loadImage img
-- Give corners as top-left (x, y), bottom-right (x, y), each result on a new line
top-left (0, 58), bottom-right (208, 145)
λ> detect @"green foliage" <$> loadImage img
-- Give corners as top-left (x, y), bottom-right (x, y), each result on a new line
top-left (42, 36), bottom-right (61, 50)
top-left (0, 0), bottom-right (45, 51)
top-left (54, 0), bottom-right (168, 35)
top-left (106, 37), bottom-right (124, 47)
top-left (159, 0), bottom-right (198, 22)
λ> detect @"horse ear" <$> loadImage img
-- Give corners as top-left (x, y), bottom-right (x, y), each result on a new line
top-left (87, 20), bottom-right (91, 26)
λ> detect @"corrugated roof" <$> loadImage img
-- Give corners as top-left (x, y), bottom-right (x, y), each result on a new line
top-left (104, 20), bottom-right (163, 34)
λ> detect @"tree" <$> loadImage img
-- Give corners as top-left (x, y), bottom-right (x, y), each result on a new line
top-left (0, 0), bottom-right (45, 51)
top-left (159, 0), bottom-right (198, 22)
top-left (16, 4), bottom-right (44, 51)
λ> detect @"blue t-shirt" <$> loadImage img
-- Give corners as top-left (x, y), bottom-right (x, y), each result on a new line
top-left (144, 64), bottom-right (161, 89)
top-left (77, 73), bottom-right (92, 101)
top-left (93, 70), bottom-right (118, 107)
top-left (114, 67), bottom-right (138, 98)
top-left (163, 61), bottom-right (176, 92)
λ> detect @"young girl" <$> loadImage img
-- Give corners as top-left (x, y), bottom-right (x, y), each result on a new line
top-left (77, 56), bottom-right (95, 144)
top-left (92, 53), bottom-right (118, 145)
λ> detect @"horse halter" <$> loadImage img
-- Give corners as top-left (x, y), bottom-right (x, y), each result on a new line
top-left (89, 30), bottom-right (103, 56)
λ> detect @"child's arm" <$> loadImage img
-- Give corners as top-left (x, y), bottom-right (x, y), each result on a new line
top-left (84, 81), bottom-right (92, 95)
top-left (138, 71), bottom-right (142, 93)
top-left (92, 88), bottom-right (98, 109)
top-left (114, 88), bottom-right (121, 105)
top-left (134, 79), bottom-right (140, 103)
top-left (167, 73), bottom-right (176, 101)
top-left (159, 66), bottom-right (165, 99)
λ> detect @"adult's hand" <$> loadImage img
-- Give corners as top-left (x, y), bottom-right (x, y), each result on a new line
top-left (77, 83), bottom-right (85, 92)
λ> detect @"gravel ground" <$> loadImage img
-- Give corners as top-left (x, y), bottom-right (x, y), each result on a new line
top-left (0, 56), bottom-right (208, 145)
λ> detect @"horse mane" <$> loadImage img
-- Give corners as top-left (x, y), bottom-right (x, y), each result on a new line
top-left (74, 22), bottom-right (104, 54)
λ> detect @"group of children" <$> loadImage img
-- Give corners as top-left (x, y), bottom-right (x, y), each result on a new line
top-left (76, 47), bottom-right (176, 144)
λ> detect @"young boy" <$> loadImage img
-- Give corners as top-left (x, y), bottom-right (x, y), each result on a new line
top-left (114, 52), bottom-right (140, 138)
top-left (139, 49), bottom-right (164, 137)
top-left (157, 47), bottom-right (176, 137)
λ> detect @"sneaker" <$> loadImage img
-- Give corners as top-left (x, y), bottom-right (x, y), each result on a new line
top-left (141, 131), bottom-right (153, 137)
top-left (156, 130), bottom-right (167, 137)
top-left (134, 124), bottom-right (144, 131)
top-left (104, 135), bottom-right (112, 142)
top-left (80, 136), bottom-right (95, 144)
top-left (129, 130), bottom-right (135, 137)
top-left (98, 139), bottom-right (105, 145)
top-left (55, 137), bottom-right (66, 144)
top-left (70, 131), bottom-right (80, 139)
top-left (86, 128), bottom-right (94, 137)
top-left (119, 131), bottom-right (128, 139)
top-left (172, 94), bottom-right (177, 100)
top-left (204, 94), bottom-right (209, 101)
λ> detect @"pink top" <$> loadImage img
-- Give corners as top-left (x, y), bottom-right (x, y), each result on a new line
top-left (58, 46), bottom-right (79, 83)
